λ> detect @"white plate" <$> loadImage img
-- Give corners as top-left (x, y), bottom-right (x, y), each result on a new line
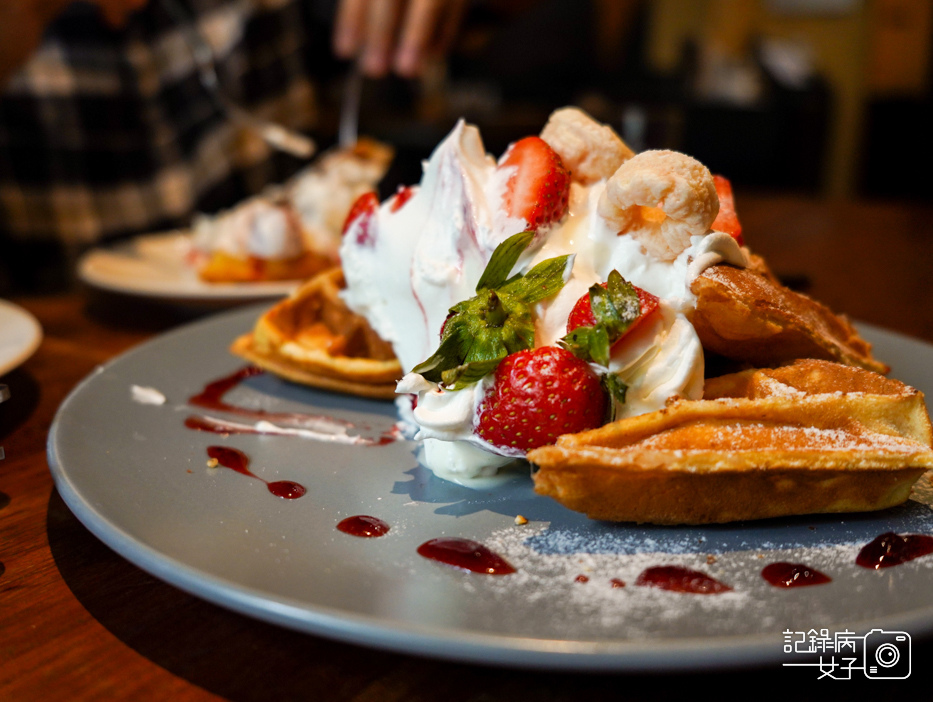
top-left (46, 307), bottom-right (933, 672)
top-left (77, 232), bottom-right (299, 302)
top-left (0, 299), bottom-right (42, 377)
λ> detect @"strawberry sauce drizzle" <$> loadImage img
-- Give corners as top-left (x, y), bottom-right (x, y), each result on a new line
top-left (206, 446), bottom-right (306, 499)
top-left (185, 367), bottom-right (400, 446)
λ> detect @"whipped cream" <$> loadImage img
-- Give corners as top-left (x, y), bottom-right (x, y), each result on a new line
top-left (289, 143), bottom-right (393, 258)
top-left (193, 197), bottom-right (307, 260)
top-left (341, 118), bottom-right (747, 480)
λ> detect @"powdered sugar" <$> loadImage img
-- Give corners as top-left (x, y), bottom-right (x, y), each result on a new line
top-left (448, 477), bottom-right (933, 638)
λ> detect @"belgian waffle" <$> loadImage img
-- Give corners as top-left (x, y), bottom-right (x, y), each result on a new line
top-left (231, 267), bottom-right (402, 399)
top-left (528, 360), bottom-right (933, 524)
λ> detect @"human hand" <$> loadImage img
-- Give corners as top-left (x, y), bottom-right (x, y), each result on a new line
top-left (333, 0), bottom-right (468, 78)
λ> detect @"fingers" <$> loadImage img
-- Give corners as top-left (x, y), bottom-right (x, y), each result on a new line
top-left (420, 0), bottom-right (467, 65)
top-left (332, 0), bottom-right (467, 78)
top-left (334, 0), bottom-right (404, 78)
top-left (333, 0), bottom-right (368, 59)
top-left (393, 0), bottom-right (443, 77)
top-left (360, 0), bottom-right (403, 77)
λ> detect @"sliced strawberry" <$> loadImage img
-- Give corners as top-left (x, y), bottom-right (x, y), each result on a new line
top-left (342, 191), bottom-right (379, 245)
top-left (390, 185), bottom-right (415, 212)
top-left (567, 282), bottom-right (660, 345)
top-left (476, 346), bottom-right (606, 452)
top-left (711, 175), bottom-right (743, 246)
top-left (498, 136), bottom-right (571, 231)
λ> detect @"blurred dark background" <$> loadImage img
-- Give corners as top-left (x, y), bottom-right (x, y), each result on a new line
top-left (2, 0), bottom-right (932, 296)
top-left (339, 0), bottom-right (932, 202)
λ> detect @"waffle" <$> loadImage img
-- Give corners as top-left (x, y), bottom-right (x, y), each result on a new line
top-left (692, 263), bottom-right (888, 374)
top-left (231, 267), bottom-right (402, 398)
top-left (528, 360), bottom-right (933, 524)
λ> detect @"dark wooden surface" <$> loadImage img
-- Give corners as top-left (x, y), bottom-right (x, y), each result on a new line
top-left (2, 194), bottom-right (932, 700)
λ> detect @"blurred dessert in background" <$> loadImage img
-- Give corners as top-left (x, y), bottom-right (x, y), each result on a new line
top-left (192, 138), bottom-right (393, 283)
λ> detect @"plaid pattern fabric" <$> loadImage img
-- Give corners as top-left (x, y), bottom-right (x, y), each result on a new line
top-left (0, 0), bottom-right (322, 245)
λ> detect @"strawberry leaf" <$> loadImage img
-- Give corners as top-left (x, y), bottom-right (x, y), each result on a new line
top-left (502, 254), bottom-right (573, 304)
top-left (588, 284), bottom-right (622, 333)
top-left (475, 231), bottom-right (535, 292)
top-left (441, 358), bottom-right (502, 390)
top-left (602, 372), bottom-right (629, 420)
top-left (605, 270), bottom-right (641, 328)
top-left (560, 325), bottom-right (611, 367)
top-left (559, 270), bottom-right (643, 368)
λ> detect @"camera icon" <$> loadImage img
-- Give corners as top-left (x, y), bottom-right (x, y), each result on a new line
top-left (863, 629), bottom-right (911, 679)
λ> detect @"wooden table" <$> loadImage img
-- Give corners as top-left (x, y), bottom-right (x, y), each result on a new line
top-left (2, 195), bottom-right (933, 699)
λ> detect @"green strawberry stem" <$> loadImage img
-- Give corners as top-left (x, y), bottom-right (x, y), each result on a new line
top-left (411, 230), bottom-right (572, 390)
top-left (558, 270), bottom-right (641, 366)
top-left (559, 269), bottom-right (644, 416)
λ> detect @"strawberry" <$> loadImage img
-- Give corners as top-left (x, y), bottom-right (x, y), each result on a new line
top-left (342, 191), bottom-right (379, 245)
top-left (711, 175), bottom-right (743, 246)
top-left (476, 346), bottom-right (607, 452)
top-left (567, 281), bottom-right (660, 344)
top-left (390, 185), bottom-right (415, 212)
top-left (560, 271), bottom-right (659, 369)
top-left (499, 136), bottom-right (571, 231)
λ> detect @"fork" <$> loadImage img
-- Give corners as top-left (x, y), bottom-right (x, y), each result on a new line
top-left (338, 63), bottom-right (364, 149)
top-left (160, 0), bottom-right (316, 159)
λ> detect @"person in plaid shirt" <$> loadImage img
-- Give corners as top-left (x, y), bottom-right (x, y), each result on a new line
top-left (0, 0), bottom-right (466, 289)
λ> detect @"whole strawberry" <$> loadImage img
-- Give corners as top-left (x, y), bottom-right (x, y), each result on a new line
top-left (476, 346), bottom-right (607, 452)
top-left (499, 136), bottom-right (571, 231)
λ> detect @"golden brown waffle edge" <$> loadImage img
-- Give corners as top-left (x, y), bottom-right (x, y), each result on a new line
top-left (528, 360), bottom-right (933, 524)
top-left (692, 263), bottom-right (889, 374)
top-left (231, 267), bottom-right (402, 399)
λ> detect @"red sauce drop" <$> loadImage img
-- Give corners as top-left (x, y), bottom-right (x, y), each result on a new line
top-left (761, 562), bottom-right (831, 588)
top-left (635, 565), bottom-right (732, 594)
top-left (206, 446), bottom-right (305, 500)
top-left (417, 537), bottom-right (516, 575)
top-left (574, 574), bottom-right (589, 583)
top-left (337, 515), bottom-right (390, 538)
top-left (267, 481), bottom-right (307, 499)
top-left (610, 578), bottom-right (626, 588)
top-left (856, 531), bottom-right (933, 569)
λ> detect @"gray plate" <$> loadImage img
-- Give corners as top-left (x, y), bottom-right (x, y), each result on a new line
top-left (47, 306), bottom-right (933, 671)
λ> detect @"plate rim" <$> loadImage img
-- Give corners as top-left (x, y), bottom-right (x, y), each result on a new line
top-left (0, 298), bottom-right (43, 376)
top-left (77, 231), bottom-right (299, 302)
top-left (45, 307), bottom-right (933, 671)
